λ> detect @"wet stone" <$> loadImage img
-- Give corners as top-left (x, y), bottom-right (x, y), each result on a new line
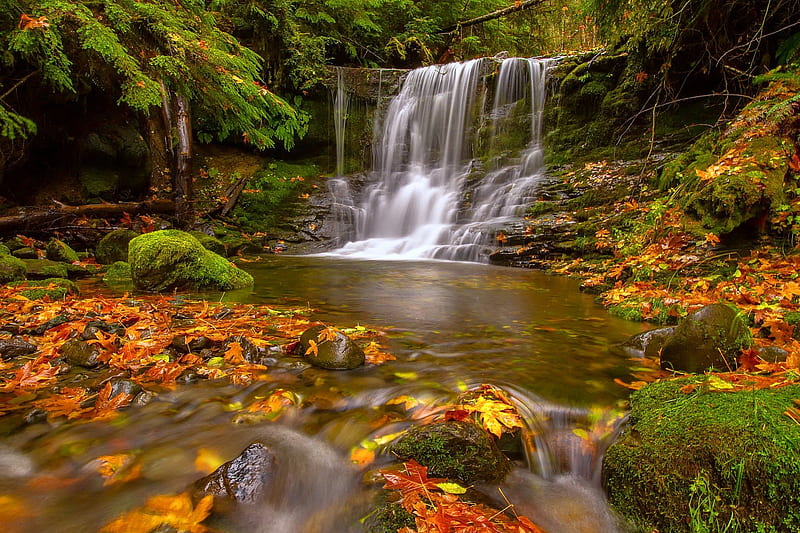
top-left (27, 313), bottom-right (71, 335)
top-left (224, 335), bottom-right (261, 363)
top-left (107, 378), bottom-right (142, 399)
top-left (298, 325), bottom-right (365, 370)
top-left (194, 442), bottom-right (276, 504)
top-left (171, 335), bottom-right (214, 354)
top-left (60, 339), bottom-right (102, 368)
top-left (0, 337), bottom-right (38, 360)
top-left (392, 421), bottom-right (512, 484)
top-left (213, 307), bottom-right (234, 320)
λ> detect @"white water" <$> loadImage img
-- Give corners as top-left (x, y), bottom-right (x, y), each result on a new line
top-left (332, 57), bottom-right (553, 261)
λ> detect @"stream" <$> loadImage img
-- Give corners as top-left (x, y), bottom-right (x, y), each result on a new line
top-left (2, 256), bottom-right (647, 532)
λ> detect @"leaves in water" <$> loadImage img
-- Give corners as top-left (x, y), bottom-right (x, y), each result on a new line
top-left (100, 492), bottom-right (213, 533)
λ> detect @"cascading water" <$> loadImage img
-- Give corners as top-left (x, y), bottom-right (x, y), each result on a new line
top-left (333, 57), bottom-right (553, 261)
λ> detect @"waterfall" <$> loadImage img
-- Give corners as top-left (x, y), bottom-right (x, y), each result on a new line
top-left (332, 67), bottom-right (351, 177)
top-left (332, 57), bottom-right (553, 261)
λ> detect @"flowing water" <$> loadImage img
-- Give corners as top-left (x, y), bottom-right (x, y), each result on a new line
top-left (0, 58), bottom-right (646, 532)
top-left (333, 57), bottom-right (553, 261)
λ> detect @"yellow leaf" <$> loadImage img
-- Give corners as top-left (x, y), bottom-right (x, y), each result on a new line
top-left (194, 448), bottom-right (225, 475)
top-left (224, 342), bottom-right (245, 364)
top-left (101, 492), bottom-right (212, 533)
top-left (305, 339), bottom-right (318, 357)
top-left (349, 447), bottom-right (375, 466)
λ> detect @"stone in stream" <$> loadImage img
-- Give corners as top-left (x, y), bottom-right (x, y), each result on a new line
top-left (391, 421), bottom-right (512, 484)
top-left (60, 339), bottom-right (102, 368)
top-left (194, 442), bottom-right (277, 504)
top-left (658, 303), bottom-right (752, 373)
top-left (621, 326), bottom-right (675, 358)
top-left (223, 335), bottom-right (261, 364)
top-left (297, 325), bottom-right (365, 370)
top-left (95, 229), bottom-right (138, 264)
top-left (45, 238), bottom-right (79, 263)
top-left (0, 337), bottom-right (38, 360)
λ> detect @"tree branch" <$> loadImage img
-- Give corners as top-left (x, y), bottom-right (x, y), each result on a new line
top-left (440, 0), bottom-right (547, 34)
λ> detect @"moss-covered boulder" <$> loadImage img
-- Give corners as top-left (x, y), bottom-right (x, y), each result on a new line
top-left (603, 378), bottom-right (800, 533)
top-left (102, 261), bottom-right (132, 288)
top-left (21, 259), bottom-right (69, 280)
top-left (45, 239), bottom-right (79, 263)
top-left (392, 421), bottom-right (512, 485)
top-left (128, 230), bottom-right (253, 292)
top-left (8, 278), bottom-right (79, 300)
top-left (189, 231), bottom-right (227, 257)
top-left (96, 229), bottom-right (138, 264)
top-left (297, 325), bottom-right (365, 370)
top-left (0, 253), bottom-right (26, 283)
top-left (0, 244), bottom-right (11, 255)
top-left (659, 304), bottom-right (752, 373)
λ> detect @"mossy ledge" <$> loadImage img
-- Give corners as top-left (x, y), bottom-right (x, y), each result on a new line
top-left (603, 377), bottom-right (800, 533)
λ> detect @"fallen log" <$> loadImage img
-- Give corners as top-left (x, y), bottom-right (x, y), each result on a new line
top-left (0, 198), bottom-right (176, 234)
top-left (440, 0), bottom-right (546, 33)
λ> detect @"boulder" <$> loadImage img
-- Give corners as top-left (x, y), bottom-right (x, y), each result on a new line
top-left (194, 442), bottom-right (276, 503)
top-left (659, 304), bottom-right (752, 373)
top-left (45, 239), bottom-right (79, 263)
top-left (297, 325), bottom-right (365, 370)
top-left (128, 230), bottom-right (253, 292)
top-left (0, 253), bottom-right (26, 283)
top-left (621, 326), bottom-right (675, 358)
top-left (102, 261), bottom-right (132, 286)
top-left (392, 421), bottom-right (512, 484)
top-left (95, 229), bottom-right (138, 264)
top-left (189, 231), bottom-right (227, 257)
top-left (604, 378), bottom-right (800, 533)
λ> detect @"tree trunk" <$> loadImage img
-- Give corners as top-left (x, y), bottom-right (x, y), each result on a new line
top-left (440, 0), bottom-right (546, 33)
top-left (173, 93), bottom-right (194, 229)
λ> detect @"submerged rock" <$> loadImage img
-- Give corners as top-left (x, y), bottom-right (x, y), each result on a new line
top-left (128, 230), bottom-right (253, 292)
top-left (194, 442), bottom-right (276, 503)
top-left (392, 421), bottom-right (511, 484)
top-left (659, 303), bottom-right (752, 373)
top-left (21, 259), bottom-right (68, 280)
top-left (298, 325), bottom-right (365, 370)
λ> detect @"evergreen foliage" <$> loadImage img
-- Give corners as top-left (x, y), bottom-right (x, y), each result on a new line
top-left (0, 0), bottom-right (307, 149)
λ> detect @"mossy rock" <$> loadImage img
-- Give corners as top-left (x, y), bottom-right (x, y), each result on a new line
top-left (21, 259), bottom-right (69, 280)
top-left (8, 278), bottom-right (80, 300)
top-left (103, 261), bottom-right (133, 289)
top-left (96, 229), bottom-right (138, 264)
top-left (660, 303), bottom-right (752, 373)
top-left (0, 244), bottom-right (10, 255)
top-left (189, 231), bottom-right (227, 257)
top-left (0, 253), bottom-right (26, 284)
top-left (45, 239), bottom-right (79, 263)
top-left (603, 378), bottom-right (800, 533)
top-left (128, 230), bottom-right (254, 292)
top-left (391, 421), bottom-right (512, 485)
top-left (365, 499), bottom-right (416, 533)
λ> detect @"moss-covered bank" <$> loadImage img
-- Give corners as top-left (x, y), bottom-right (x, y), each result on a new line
top-left (603, 378), bottom-right (800, 532)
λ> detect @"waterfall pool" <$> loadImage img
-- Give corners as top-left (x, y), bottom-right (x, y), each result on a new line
top-left (0, 256), bottom-right (650, 532)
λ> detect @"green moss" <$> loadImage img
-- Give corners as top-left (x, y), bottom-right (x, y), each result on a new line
top-left (365, 499), bottom-right (416, 533)
top-left (230, 160), bottom-right (320, 232)
top-left (189, 231), bottom-right (227, 257)
top-left (102, 261), bottom-right (132, 289)
top-left (22, 259), bottom-right (69, 280)
top-left (8, 278), bottom-right (80, 299)
top-left (0, 253), bottom-right (26, 284)
top-left (96, 229), bottom-right (138, 264)
top-left (0, 244), bottom-right (10, 255)
top-left (45, 239), bottom-right (79, 263)
top-left (604, 378), bottom-right (800, 533)
top-left (128, 230), bottom-right (253, 292)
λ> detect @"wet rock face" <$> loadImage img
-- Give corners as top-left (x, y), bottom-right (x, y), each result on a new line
top-left (0, 337), bottom-right (38, 360)
top-left (621, 326), bottom-right (675, 358)
top-left (194, 442), bottom-right (276, 504)
top-left (298, 325), bottom-right (365, 370)
top-left (659, 303), bottom-right (752, 373)
top-left (391, 421), bottom-right (512, 485)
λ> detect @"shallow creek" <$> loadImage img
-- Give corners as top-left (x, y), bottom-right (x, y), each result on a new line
top-left (2, 256), bottom-right (648, 532)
